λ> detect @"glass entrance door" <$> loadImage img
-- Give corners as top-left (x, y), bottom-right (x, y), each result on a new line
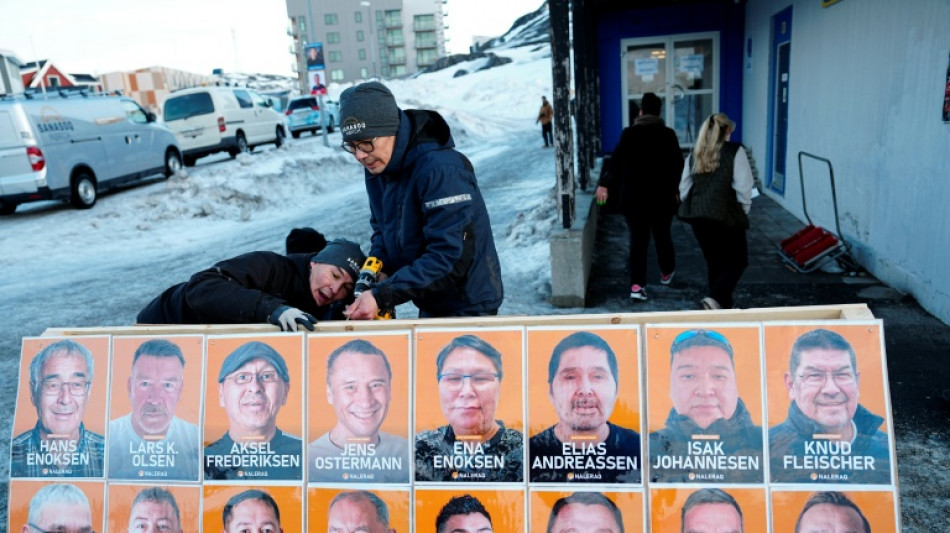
top-left (621, 32), bottom-right (719, 150)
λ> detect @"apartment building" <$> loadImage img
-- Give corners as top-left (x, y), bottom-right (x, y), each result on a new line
top-left (284, 0), bottom-right (446, 91)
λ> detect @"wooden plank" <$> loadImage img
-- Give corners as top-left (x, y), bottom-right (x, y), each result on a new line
top-left (41, 304), bottom-right (872, 338)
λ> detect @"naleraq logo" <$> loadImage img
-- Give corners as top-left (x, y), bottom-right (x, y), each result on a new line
top-left (341, 118), bottom-right (366, 137)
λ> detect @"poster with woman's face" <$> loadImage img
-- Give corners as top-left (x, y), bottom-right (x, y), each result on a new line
top-left (414, 327), bottom-right (525, 483)
top-left (308, 487), bottom-right (410, 533)
top-left (645, 325), bottom-right (765, 484)
top-left (107, 483), bottom-right (200, 532)
top-left (770, 488), bottom-right (898, 533)
top-left (307, 332), bottom-right (411, 484)
top-left (8, 480), bottom-right (104, 533)
top-left (530, 489), bottom-right (644, 533)
top-left (203, 484), bottom-right (302, 533)
top-left (527, 326), bottom-right (642, 484)
top-left (204, 334), bottom-right (304, 481)
top-left (108, 335), bottom-right (204, 482)
top-left (11, 336), bottom-right (110, 479)
top-left (649, 487), bottom-right (767, 533)
top-left (416, 487), bottom-right (525, 533)
top-left (764, 322), bottom-right (892, 485)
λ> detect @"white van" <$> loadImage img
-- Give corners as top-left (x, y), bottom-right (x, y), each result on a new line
top-left (162, 87), bottom-right (287, 166)
top-left (0, 91), bottom-right (182, 214)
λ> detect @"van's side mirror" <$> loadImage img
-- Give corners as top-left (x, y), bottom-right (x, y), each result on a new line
top-left (145, 110), bottom-right (157, 122)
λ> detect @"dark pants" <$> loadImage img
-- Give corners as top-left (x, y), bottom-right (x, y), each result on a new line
top-left (689, 218), bottom-right (748, 308)
top-left (624, 207), bottom-right (676, 287)
top-left (541, 123), bottom-right (553, 146)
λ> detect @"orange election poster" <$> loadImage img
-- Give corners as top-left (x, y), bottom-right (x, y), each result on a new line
top-left (308, 486), bottom-right (410, 532)
top-left (108, 335), bottom-right (204, 482)
top-left (530, 489), bottom-right (644, 532)
top-left (414, 327), bottom-right (525, 483)
top-left (106, 483), bottom-right (201, 532)
top-left (416, 487), bottom-right (525, 532)
top-left (11, 336), bottom-right (110, 479)
top-left (650, 486), bottom-right (767, 533)
top-left (204, 334), bottom-right (305, 481)
top-left (770, 488), bottom-right (898, 532)
top-left (645, 325), bottom-right (765, 484)
top-left (307, 331), bottom-right (412, 484)
top-left (203, 484), bottom-right (303, 532)
top-left (8, 479), bottom-right (104, 532)
top-left (764, 322), bottom-right (893, 485)
top-left (527, 326), bottom-right (642, 484)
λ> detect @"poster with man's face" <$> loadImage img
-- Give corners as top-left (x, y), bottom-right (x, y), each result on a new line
top-left (649, 487), bottom-right (767, 533)
top-left (530, 489), bottom-right (644, 533)
top-left (308, 487), bottom-right (410, 533)
top-left (414, 327), bottom-right (525, 483)
top-left (770, 488), bottom-right (898, 533)
top-left (107, 483), bottom-right (200, 533)
top-left (203, 484), bottom-right (302, 533)
top-left (764, 322), bottom-right (893, 484)
top-left (415, 487), bottom-right (525, 533)
top-left (11, 336), bottom-right (110, 478)
top-left (8, 479), bottom-right (104, 533)
top-left (108, 335), bottom-right (203, 481)
top-left (307, 332), bottom-right (411, 484)
top-left (204, 334), bottom-right (304, 481)
top-left (646, 325), bottom-right (765, 484)
top-left (527, 326), bottom-right (642, 484)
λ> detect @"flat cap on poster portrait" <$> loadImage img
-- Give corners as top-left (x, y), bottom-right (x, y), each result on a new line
top-left (218, 341), bottom-right (290, 383)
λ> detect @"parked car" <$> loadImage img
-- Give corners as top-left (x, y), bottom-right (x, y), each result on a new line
top-left (285, 95), bottom-right (338, 138)
top-left (162, 86), bottom-right (287, 166)
top-left (0, 91), bottom-right (181, 214)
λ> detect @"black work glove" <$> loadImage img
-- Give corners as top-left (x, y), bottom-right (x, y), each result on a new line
top-left (268, 305), bottom-right (316, 331)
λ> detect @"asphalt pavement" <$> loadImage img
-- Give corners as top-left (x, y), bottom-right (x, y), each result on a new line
top-left (587, 192), bottom-right (950, 531)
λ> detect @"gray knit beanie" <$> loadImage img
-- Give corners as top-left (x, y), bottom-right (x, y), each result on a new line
top-left (311, 239), bottom-right (366, 282)
top-left (339, 81), bottom-right (401, 142)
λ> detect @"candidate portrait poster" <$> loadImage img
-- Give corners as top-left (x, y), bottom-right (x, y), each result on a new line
top-left (530, 489), bottom-right (644, 533)
top-left (106, 483), bottom-right (200, 532)
top-left (770, 488), bottom-right (898, 533)
top-left (646, 325), bottom-right (765, 484)
top-left (8, 479), bottom-right (104, 532)
top-left (416, 487), bottom-right (525, 533)
top-left (308, 487), bottom-right (410, 533)
top-left (307, 332), bottom-right (411, 484)
top-left (414, 327), bottom-right (525, 483)
top-left (108, 335), bottom-right (204, 482)
top-left (764, 322), bottom-right (893, 485)
top-left (11, 336), bottom-right (110, 479)
top-left (305, 42), bottom-right (325, 70)
top-left (650, 487), bottom-right (767, 533)
top-left (203, 484), bottom-right (302, 532)
top-left (204, 334), bottom-right (304, 481)
top-left (527, 326), bottom-right (642, 484)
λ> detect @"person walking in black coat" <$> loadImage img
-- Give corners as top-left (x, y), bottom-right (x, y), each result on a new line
top-left (137, 239), bottom-right (366, 330)
top-left (595, 92), bottom-right (684, 301)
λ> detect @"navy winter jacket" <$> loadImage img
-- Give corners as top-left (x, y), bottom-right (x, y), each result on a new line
top-left (366, 109), bottom-right (503, 316)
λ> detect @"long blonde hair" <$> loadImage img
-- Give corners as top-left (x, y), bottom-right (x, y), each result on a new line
top-left (690, 113), bottom-right (735, 174)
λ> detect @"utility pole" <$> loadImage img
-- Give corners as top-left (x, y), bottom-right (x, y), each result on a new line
top-left (361, 1), bottom-right (378, 78)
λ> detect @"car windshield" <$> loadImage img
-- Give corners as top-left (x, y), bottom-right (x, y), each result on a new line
top-left (163, 92), bottom-right (214, 121)
top-left (288, 98), bottom-right (317, 111)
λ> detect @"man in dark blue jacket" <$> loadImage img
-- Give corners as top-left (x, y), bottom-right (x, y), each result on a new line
top-left (338, 81), bottom-right (503, 319)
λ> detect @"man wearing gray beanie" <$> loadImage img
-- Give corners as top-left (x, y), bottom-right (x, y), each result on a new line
top-left (137, 239), bottom-right (366, 330)
top-left (339, 81), bottom-right (503, 319)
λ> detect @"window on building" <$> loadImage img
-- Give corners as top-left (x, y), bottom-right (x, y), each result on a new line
top-left (360, 67), bottom-right (368, 78)
top-left (358, 49), bottom-right (367, 60)
top-left (355, 11), bottom-right (363, 23)
top-left (416, 30), bottom-right (436, 48)
top-left (387, 28), bottom-right (404, 46)
top-left (389, 47), bottom-right (406, 64)
top-left (390, 64), bottom-right (406, 76)
top-left (417, 48), bottom-right (438, 66)
top-left (329, 51), bottom-right (342, 62)
top-left (327, 32), bottom-right (341, 44)
top-left (330, 69), bottom-right (345, 81)
top-left (357, 30), bottom-right (364, 42)
top-left (384, 10), bottom-right (401, 27)
top-left (325, 13), bottom-right (338, 25)
top-left (414, 14), bottom-right (435, 31)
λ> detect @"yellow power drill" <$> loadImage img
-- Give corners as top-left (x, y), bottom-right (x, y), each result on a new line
top-left (353, 257), bottom-right (394, 319)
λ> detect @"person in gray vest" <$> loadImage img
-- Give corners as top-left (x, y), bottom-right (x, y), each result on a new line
top-left (678, 113), bottom-right (754, 310)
